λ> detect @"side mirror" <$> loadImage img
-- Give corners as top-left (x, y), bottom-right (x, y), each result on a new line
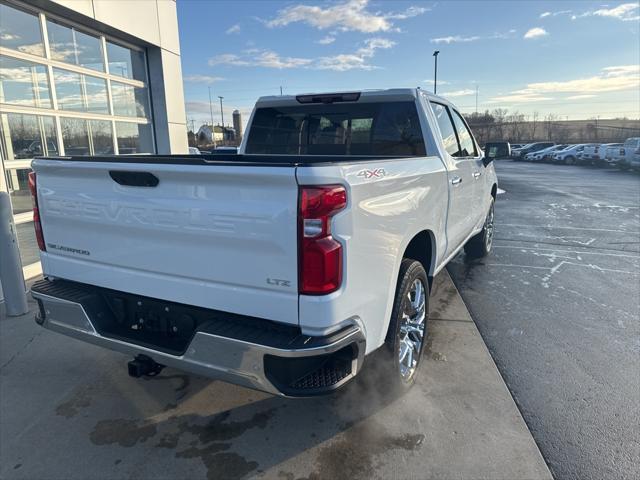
top-left (483, 142), bottom-right (511, 166)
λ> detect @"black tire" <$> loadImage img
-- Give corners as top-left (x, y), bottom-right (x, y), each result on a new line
top-left (565, 155), bottom-right (576, 165)
top-left (371, 259), bottom-right (429, 393)
top-left (464, 197), bottom-right (495, 259)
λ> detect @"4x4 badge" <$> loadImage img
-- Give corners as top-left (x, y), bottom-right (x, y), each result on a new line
top-left (357, 168), bottom-right (386, 179)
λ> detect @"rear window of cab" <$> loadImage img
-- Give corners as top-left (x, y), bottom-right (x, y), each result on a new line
top-left (245, 101), bottom-right (426, 156)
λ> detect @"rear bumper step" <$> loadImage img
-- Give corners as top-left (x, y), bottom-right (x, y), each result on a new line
top-left (31, 278), bottom-right (366, 396)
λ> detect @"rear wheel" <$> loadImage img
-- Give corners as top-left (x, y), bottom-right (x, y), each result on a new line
top-left (465, 197), bottom-right (495, 258)
top-left (565, 155), bottom-right (576, 165)
top-left (372, 259), bottom-right (429, 393)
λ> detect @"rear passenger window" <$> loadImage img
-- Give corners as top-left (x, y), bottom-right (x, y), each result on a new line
top-left (430, 102), bottom-right (460, 157)
top-left (451, 110), bottom-right (477, 157)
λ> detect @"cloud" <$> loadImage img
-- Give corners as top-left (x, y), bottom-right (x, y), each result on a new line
top-left (524, 27), bottom-right (548, 39)
top-left (566, 94), bottom-right (597, 100)
top-left (225, 24), bottom-right (241, 34)
top-left (317, 35), bottom-right (336, 45)
top-left (183, 74), bottom-right (225, 83)
top-left (488, 65), bottom-right (640, 103)
top-left (265, 0), bottom-right (427, 33)
top-left (540, 10), bottom-right (571, 18)
top-left (431, 31), bottom-right (515, 44)
top-left (431, 35), bottom-right (481, 44)
top-left (602, 65), bottom-right (640, 76)
top-left (489, 92), bottom-right (553, 103)
top-left (574, 3), bottom-right (639, 21)
top-left (424, 79), bottom-right (450, 86)
top-left (441, 89), bottom-right (475, 97)
top-left (208, 38), bottom-right (394, 71)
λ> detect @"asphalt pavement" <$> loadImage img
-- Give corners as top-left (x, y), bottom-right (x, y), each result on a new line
top-left (0, 271), bottom-right (551, 480)
top-left (448, 161), bottom-right (640, 480)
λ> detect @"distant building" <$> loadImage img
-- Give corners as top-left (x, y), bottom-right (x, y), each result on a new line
top-left (196, 125), bottom-right (221, 144)
top-left (233, 110), bottom-right (243, 139)
top-left (196, 124), bottom-right (237, 145)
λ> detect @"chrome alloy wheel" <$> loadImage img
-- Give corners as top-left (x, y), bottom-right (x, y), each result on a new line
top-left (398, 279), bottom-right (426, 380)
top-left (485, 201), bottom-right (495, 251)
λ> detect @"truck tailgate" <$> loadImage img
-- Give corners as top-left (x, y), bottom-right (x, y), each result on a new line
top-left (33, 159), bottom-right (299, 325)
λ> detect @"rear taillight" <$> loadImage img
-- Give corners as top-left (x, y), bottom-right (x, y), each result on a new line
top-left (28, 172), bottom-right (46, 251)
top-left (298, 185), bottom-right (347, 295)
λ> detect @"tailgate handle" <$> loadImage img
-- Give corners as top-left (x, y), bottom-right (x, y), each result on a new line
top-left (109, 171), bottom-right (159, 187)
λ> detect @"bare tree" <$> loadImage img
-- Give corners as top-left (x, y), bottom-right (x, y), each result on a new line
top-left (530, 111), bottom-right (540, 140)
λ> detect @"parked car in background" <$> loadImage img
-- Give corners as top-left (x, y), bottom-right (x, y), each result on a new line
top-left (604, 144), bottom-right (624, 166)
top-left (581, 143), bottom-right (621, 166)
top-left (510, 144), bottom-right (531, 159)
top-left (515, 142), bottom-right (555, 161)
top-left (552, 144), bottom-right (587, 164)
top-left (617, 137), bottom-right (640, 170)
top-left (527, 144), bottom-right (568, 162)
top-left (188, 147), bottom-right (202, 154)
top-left (576, 144), bottom-right (598, 165)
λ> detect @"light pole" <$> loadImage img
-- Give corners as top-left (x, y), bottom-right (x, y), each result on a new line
top-left (218, 96), bottom-right (224, 127)
top-left (433, 50), bottom-right (440, 94)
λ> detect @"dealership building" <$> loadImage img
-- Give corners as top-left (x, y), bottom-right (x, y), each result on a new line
top-left (0, 0), bottom-right (188, 311)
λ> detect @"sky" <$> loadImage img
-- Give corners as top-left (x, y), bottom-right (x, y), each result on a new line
top-left (177, 0), bottom-right (640, 130)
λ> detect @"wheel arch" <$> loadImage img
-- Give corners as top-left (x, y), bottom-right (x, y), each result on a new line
top-left (491, 183), bottom-right (498, 200)
top-left (402, 229), bottom-right (436, 290)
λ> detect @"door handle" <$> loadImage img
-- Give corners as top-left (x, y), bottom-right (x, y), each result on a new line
top-left (473, 171), bottom-right (482, 179)
top-left (451, 176), bottom-right (462, 185)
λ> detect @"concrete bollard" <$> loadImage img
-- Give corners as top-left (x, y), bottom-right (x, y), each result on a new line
top-left (0, 192), bottom-right (28, 317)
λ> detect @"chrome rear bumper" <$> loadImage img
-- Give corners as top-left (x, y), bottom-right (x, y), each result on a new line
top-left (32, 280), bottom-right (365, 397)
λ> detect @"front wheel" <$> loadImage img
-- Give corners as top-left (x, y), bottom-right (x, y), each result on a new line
top-left (464, 197), bottom-right (495, 258)
top-left (565, 155), bottom-right (576, 165)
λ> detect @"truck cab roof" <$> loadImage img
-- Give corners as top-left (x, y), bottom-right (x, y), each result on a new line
top-left (255, 88), bottom-right (451, 108)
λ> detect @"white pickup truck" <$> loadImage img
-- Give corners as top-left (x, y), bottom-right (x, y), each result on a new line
top-left (29, 89), bottom-right (498, 396)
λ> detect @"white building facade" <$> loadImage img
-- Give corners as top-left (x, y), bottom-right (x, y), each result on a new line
top-left (0, 0), bottom-right (188, 309)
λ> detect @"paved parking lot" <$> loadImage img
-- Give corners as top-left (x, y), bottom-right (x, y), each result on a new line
top-left (448, 161), bottom-right (640, 480)
top-left (0, 271), bottom-right (551, 480)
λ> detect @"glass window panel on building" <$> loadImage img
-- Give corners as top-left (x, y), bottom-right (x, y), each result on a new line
top-left (89, 119), bottom-right (113, 154)
top-left (0, 2), bottom-right (44, 56)
top-left (0, 56), bottom-right (51, 108)
top-left (106, 41), bottom-right (146, 81)
top-left (2, 112), bottom-right (58, 159)
top-left (60, 117), bottom-right (89, 155)
top-left (52, 68), bottom-right (83, 111)
top-left (5, 166), bottom-right (33, 214)
top-left (41, 115), bottom-right (59, 156)
top-left (4, 112), bottom-right (39, 159)
top-left (116, 121), bottom-right (153, 154)
top-left (84, 75), bottom-right (109, 114)
top-left (53, 68), bottom-right (108, 113)
top-left (46, 19), bottom-right (104, 71)
top-left (111, 81), bottom-right (149, 118)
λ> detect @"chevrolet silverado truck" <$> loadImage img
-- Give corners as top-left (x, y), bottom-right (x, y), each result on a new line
top-left (29, 89), bottom-right (498, 397)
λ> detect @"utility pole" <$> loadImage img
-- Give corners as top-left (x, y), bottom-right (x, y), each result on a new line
top-left (218, 96), bottom-right (224, 126)
top-left (280, 86), bottom-right (283, 96)
top-left (432, 50), bottom-right (440, 94)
